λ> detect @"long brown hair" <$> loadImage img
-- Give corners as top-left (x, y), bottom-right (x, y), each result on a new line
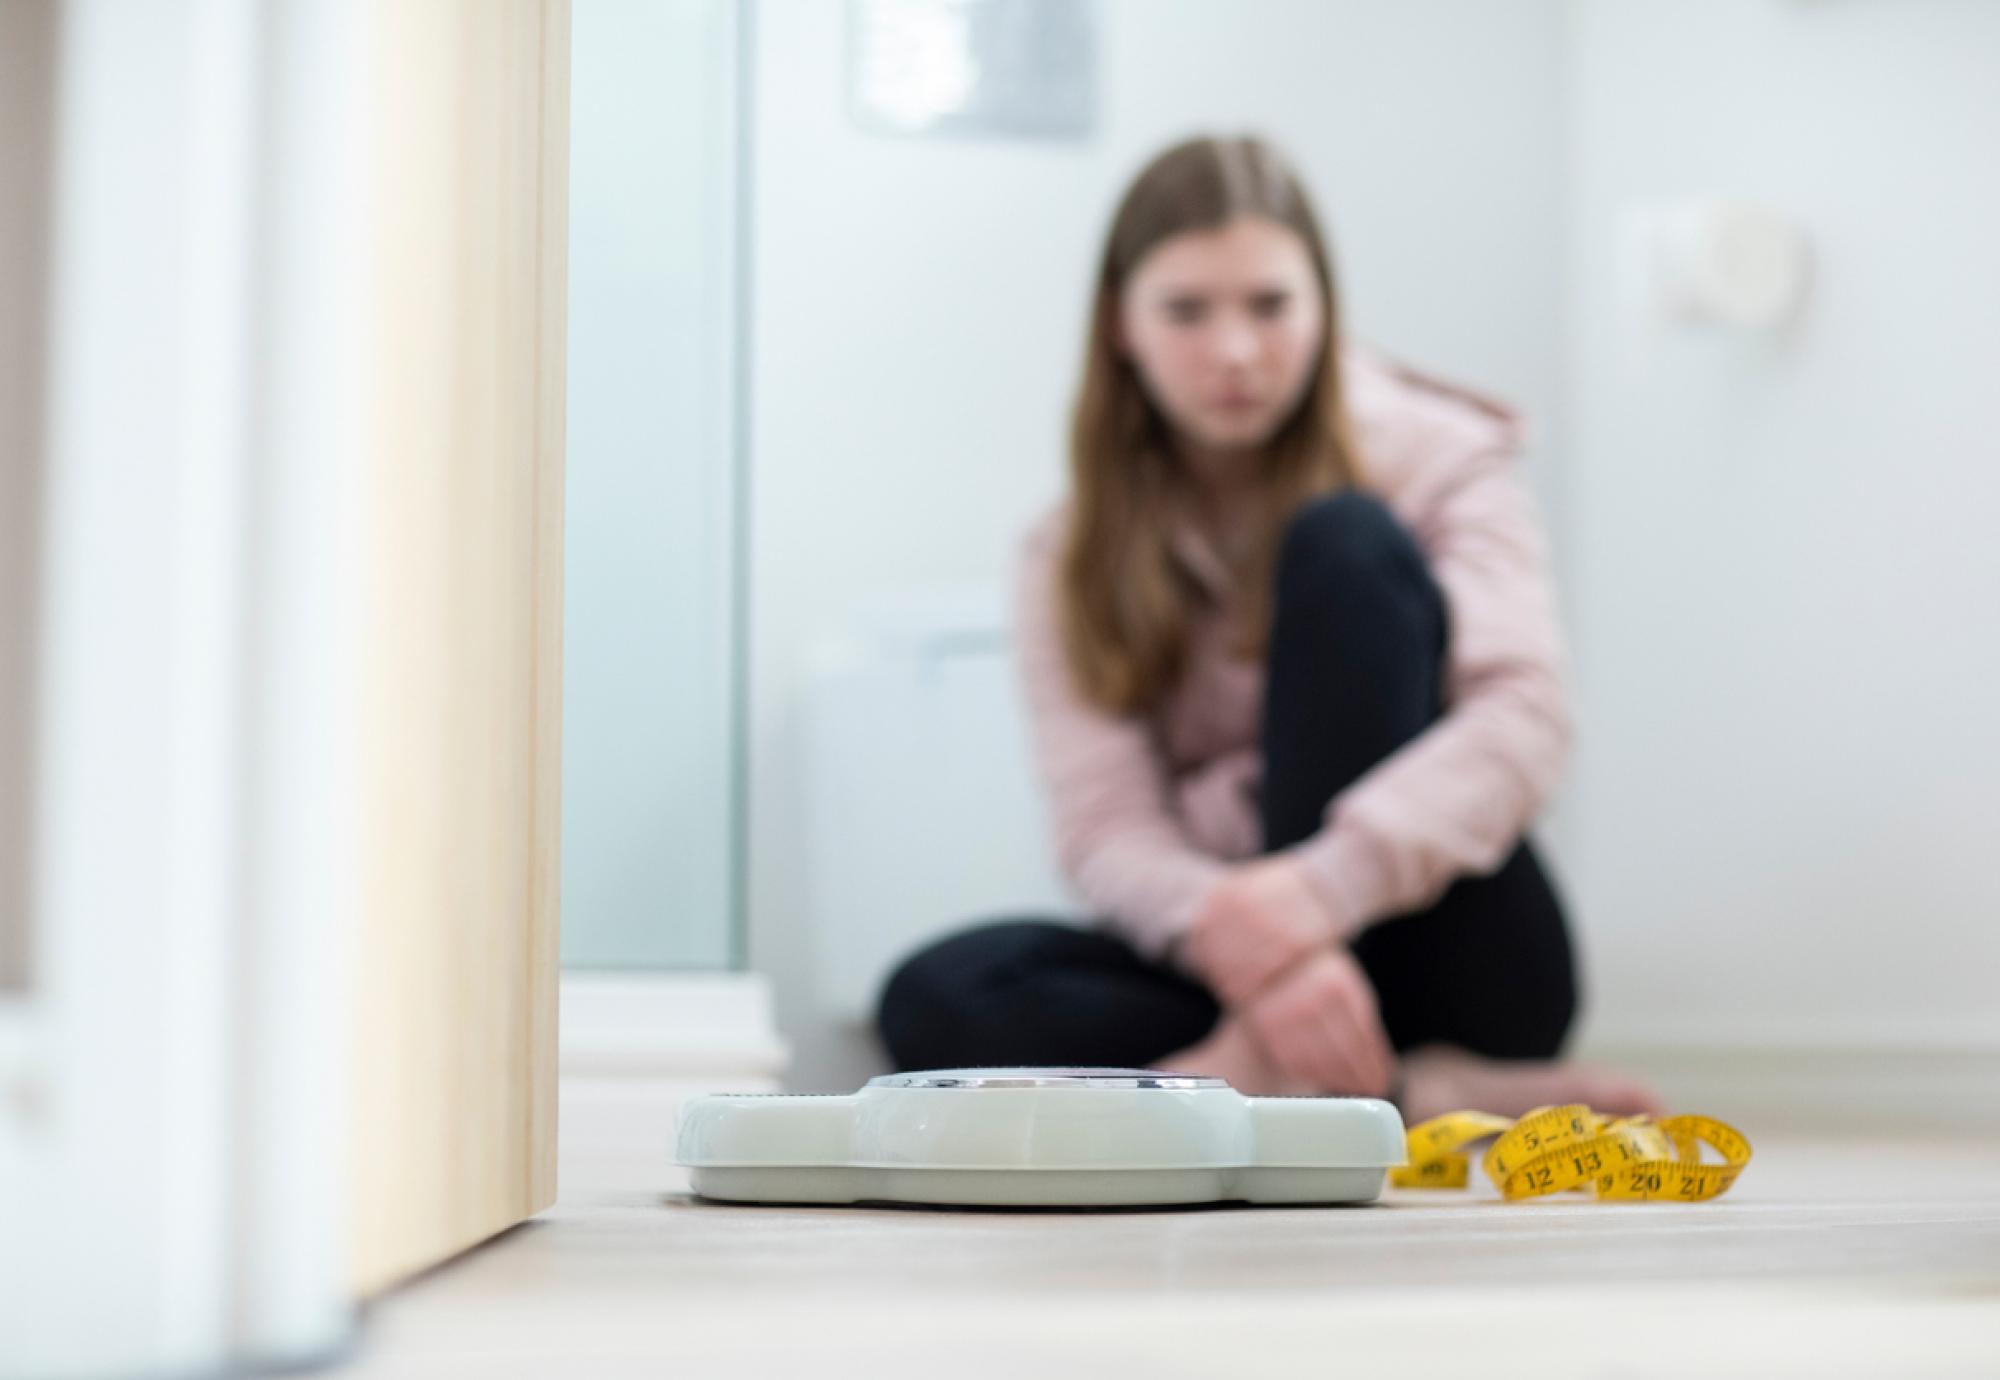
top-left (1061, 135), bottom-right (1367, 716)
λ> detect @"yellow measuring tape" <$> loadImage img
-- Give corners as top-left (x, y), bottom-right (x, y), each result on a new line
top-left (1389, 1104), bottom-right (1753, 1202)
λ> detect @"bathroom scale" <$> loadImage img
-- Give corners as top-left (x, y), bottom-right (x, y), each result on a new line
top-left (675, 1067), bottom-right (1407, 1207)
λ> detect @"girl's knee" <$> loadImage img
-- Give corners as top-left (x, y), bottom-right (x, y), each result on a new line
top-left (1276, 490), bottom-right (1436, 609)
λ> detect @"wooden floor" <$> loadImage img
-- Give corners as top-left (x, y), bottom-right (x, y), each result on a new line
top-left (337, 1119), bottom-right (2000, 1378)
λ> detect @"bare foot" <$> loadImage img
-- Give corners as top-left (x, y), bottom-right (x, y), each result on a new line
top-left (1152, 1016), bottom-right (1319, 1096)
top-left (1398, 1044), bottom-right (1667, 1125)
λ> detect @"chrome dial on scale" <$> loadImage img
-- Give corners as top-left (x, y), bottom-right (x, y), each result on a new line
top-left (868, 1068), bottom-right (1226, 1091)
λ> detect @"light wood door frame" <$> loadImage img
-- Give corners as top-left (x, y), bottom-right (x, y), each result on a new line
top-left (0, 0), bottom-right (53, 999)
top-left (351, 0), bottom-right (570, 1294)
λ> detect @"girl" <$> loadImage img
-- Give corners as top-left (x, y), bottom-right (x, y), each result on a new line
top-left (876, 135), bottom-right (1661, 1124)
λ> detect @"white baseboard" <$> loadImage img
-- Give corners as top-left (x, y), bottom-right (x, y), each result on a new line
top-left (557, 972), bottom-right (791, 1197)
top-left (1573, 1037), bottom-right (2000, 1135)
top-left (550, 977), bottom-right (1997, 1154)
top-left (560, 970), bottom-right (790, 1078)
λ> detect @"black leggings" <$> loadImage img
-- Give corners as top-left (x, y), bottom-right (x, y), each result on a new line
top-left (876, 491), bottom-right (1580, 1074)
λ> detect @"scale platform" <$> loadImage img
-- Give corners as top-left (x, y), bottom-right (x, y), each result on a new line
top-left (675, 1067), bottom-right (1407, 1207)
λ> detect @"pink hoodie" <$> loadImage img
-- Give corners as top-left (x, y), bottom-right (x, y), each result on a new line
top-left (1013, 341), bottom-right (1572, 962)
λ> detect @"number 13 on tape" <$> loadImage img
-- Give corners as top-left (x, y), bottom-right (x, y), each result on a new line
top-left (1389, 1104), bottom-right (1753, 1203)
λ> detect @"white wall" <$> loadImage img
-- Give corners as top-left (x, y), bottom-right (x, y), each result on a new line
top-left (748, 0), bottom-right (1572, 1088)
top-left (1559, 0), bottom-right (2000, 1054)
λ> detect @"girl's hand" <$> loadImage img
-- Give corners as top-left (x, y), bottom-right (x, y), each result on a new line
top-left (1180, 855), bottom-right (1340, 1008)
top-left (1239, 946), bottom-right (1395, 1097)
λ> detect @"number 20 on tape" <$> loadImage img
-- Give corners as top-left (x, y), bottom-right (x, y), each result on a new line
top-left (1389, 1104), bottom-right (1752, 1202)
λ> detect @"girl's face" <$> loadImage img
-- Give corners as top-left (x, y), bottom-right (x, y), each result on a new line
top-left (1115, 215), bottom-right (1327, 465)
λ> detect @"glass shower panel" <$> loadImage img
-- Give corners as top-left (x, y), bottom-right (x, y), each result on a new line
top-left (561, 0), bottom-right (743, 970)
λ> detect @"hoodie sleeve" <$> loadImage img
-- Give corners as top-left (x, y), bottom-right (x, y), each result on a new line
top-left (1012, 510), bottom-right (1229, 961)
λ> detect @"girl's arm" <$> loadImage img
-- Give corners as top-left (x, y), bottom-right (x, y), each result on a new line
top-left (1013, 511), bottom-right (1228, 962)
